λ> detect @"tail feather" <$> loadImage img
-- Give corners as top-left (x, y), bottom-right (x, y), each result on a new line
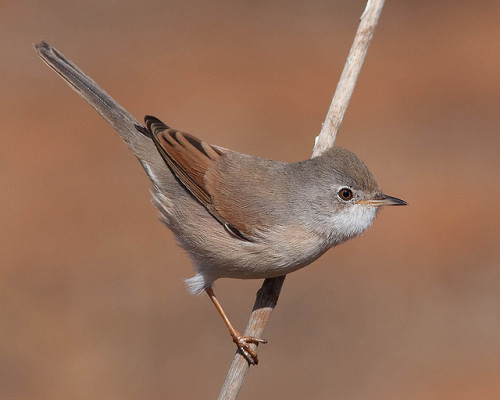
top-left (184, 273), bottom-right (211, 295)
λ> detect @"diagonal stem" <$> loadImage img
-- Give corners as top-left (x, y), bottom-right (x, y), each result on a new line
top-left (313, 0), bottom-right (386, 157)
top-left (218, 0), bottom-right (386, 399)
top-left (218, 276), bottom-right (285, 400)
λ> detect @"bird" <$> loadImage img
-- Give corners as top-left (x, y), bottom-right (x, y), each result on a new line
top-left (136, 115), bottom-right (406, 364)
top-left (34, 41), bottom-right (407, 365)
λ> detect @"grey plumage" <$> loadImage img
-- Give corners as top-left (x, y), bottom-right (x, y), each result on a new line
top-left (35, 41), bottom-right (406, 297)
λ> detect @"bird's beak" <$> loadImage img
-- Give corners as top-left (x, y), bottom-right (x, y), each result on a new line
top-left (357, 192), bottom-right (408, 206)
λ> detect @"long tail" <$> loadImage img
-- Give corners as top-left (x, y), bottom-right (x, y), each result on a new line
top-left (34, 41), bottom-right (166, 188)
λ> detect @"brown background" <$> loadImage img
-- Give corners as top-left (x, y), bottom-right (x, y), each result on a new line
top-left (1, 1), bottom-right (499, 399)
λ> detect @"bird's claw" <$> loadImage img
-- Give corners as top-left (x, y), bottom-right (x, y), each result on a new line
top-left (232, 334), bottom-right (267, 365)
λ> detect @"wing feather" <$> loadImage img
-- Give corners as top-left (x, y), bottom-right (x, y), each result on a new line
top-left (144, 115), bottom-right (253, 240)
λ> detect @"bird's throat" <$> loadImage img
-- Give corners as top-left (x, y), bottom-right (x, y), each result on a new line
top-left (330, 204), bottom-right (377, 243)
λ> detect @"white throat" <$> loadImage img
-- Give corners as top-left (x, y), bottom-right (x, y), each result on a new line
top-left (330, 204), bottom-right (377, 242)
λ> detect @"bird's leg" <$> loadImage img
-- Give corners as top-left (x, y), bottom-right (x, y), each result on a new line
top-left (205, 286), bottom-right (267, 365)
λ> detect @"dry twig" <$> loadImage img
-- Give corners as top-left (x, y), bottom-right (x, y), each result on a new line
top-left (218, 1), bottom-right (386, 399)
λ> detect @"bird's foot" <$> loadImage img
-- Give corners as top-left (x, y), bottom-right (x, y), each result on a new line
top-left (232, 332), bottom-right (267, 365)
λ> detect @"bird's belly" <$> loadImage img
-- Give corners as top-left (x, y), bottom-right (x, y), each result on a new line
top-left (205, 225), bottom-right (332, 280)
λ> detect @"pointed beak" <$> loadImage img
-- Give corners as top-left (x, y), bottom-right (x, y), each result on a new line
top-left (357, 193), bottom-right (408, 206)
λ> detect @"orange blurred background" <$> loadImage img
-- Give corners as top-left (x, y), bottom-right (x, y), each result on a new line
top-left (1, 1), bottom-right (499, 399)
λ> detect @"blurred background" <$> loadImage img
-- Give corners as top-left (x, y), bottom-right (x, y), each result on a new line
top-left (1, 1), bottom-right (499, 399)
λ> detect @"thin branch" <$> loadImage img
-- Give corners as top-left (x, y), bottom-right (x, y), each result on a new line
top-left (313, 0), bottom-right (386, 157)
top-left (218, 0), bottom-right (386, 398)
top-left (218, 276), bottom-right (285, 400)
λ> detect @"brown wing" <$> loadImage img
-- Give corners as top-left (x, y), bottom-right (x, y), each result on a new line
top-left (145, 116), bottom-right (252, 240)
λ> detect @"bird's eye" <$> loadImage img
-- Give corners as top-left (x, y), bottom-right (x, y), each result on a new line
top-left (338, 188), bottom-right (353, 201)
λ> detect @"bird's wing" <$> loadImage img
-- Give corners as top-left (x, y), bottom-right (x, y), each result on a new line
top-left (145, 115), bottom-right (256, 241)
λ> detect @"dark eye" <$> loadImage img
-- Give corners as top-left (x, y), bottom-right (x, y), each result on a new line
top-left (338, 188), bottom-right (353, 201)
